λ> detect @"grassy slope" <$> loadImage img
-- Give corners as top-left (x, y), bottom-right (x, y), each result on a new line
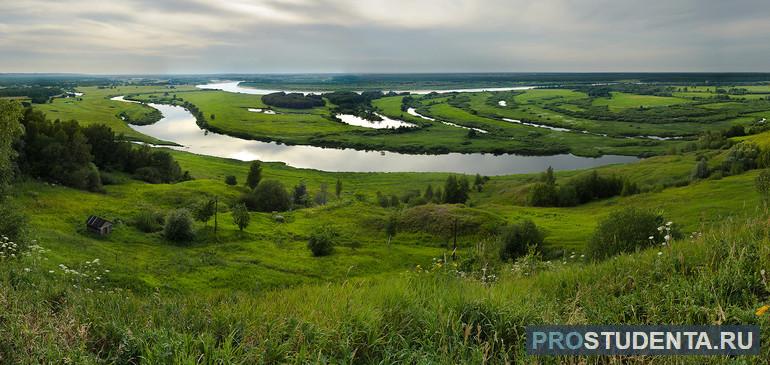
top-left (4, 207), bottom-right (769, 363)
top-left (12, 144), bottom-right (763, 291)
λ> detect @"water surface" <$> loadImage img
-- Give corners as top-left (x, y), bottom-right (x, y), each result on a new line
top-left (114, 96), bottom-right (638, 175)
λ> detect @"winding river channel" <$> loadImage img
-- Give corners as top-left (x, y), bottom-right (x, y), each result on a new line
top-left (113, 92), bottom-right (639, 175)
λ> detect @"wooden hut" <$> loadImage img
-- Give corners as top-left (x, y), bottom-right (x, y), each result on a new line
top-left (86, 216), bottom-right (113, 236)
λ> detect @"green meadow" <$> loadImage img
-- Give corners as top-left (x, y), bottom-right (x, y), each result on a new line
top-left (4, 78), bottom-right (770, 362)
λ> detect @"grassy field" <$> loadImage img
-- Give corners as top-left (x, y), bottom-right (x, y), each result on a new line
top-left (31, 83), bottom-right (770, 158)
top-left (9, 142), bottom-right (762, 293)
top-left (591, 92), bottom-right (688, 110)
top-left (35, 85), bottom-right (197, 144)
top-left (4, 200), bottom-right (769, 362)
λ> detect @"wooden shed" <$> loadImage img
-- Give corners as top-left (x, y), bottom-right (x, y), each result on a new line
top-left (86, 216), bottom-right (113, 236)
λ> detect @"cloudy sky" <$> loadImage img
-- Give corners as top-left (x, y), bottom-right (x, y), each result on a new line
top-left (1, 0), bottom-right (769, 74)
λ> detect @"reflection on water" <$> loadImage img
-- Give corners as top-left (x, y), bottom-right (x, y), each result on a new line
top-left (117, 97), bottom-right (639, 175)
top-left (407, 108), bottom-right (488, 134)
top-left (336, 113), bottom-right (416, 129)
top-left (247, 108), bottom-right (277, 115)
top-left (196, 81), bottom-right (536, 95)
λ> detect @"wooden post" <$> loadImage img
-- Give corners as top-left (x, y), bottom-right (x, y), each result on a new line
top-left (214, 196), bottom-right (218, 240)
top-left (452, 218), bottom-right (457, 261)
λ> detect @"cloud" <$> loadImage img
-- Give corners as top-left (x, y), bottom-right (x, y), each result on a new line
top-left (0, 0), bottom-right (768, 73)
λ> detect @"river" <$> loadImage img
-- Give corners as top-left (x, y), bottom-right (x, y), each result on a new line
top-left (113, 96), bottom-right (639, 175)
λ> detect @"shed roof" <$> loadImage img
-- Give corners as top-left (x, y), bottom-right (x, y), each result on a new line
top-left (86, 215), bottom-right (113, 229)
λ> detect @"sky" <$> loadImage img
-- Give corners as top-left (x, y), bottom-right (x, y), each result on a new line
top-left (1, 0), bottom-right (769, 74)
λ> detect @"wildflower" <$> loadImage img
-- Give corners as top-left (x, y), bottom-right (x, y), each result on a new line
top-left (580, 254), bottom-right (585, 258)
top-left (24, 268), bottom-right (30, 272)
top-left (756, 305), bottom-right (770, 316)
top-left (657, 252), bottom-right (663, 256)
top-left (664, 235), bottom-right (671, 241)
top-left (648, 236), bottom-right (654, 240)
top-left (666, 221), bottom-right (672, 226)
top-left (48, 270), bottom-right (54, 274)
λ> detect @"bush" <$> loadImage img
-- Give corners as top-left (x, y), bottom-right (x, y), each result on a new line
top-left (163, 209), bottom-right (195, 243)
top-left (499, 220), bottom-right (544, 261)
top-left (244, 180), bottom-right (291, 212)
top-left (528, 183), bottom-right (558, 206)
top-left (756, 169), bottom-right (770, 204)
top-left (231, 203), bottom-right (251, 232)
top-left (691, 158), bottom-right (710, 180)
top-left (587, 207), bottom-right (663, 260)
top-left (307, 226), bottom-right (337, 257)
top-left (133, 210), bottom-right (164, 233)
top-left (224, 175), bottom-right (237, 186)
top-left (0, 201), bottom-right (28, 245)
top-left (246, 161), bottom-right (262, 189)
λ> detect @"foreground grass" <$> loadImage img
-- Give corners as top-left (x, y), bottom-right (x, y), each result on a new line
top-left (2, 212), bottom-right (769, 363)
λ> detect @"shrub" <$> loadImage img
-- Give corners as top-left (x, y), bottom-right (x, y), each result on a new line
top-left (0, 201), bottom-right (28, 245)
top-left (587, 207), bottom-right (663, 260)
top-left (133, 210), bottom-right (164, 233)
top-left (163, 209), bottom-right (195, 243)
top-left (224, 175), bottom-right (237, 186)
top-left (528, 183), bottom-right (558, 206)
top-left (244, 179), bottom-right (291, 212)
top-left (755, 169), bottom-right (770, 204)
top-left (691, 158), bottom-right (710, 180)
top-left (246, 161), bottom-right (262, 189)
top-left (307, 226), bottom-right (336, 257)
top-left (292, 181), bottom-right (311, 207)
top-left (231, 203), bottom-right (250, 232)
top-left (721, 143), bottom-right (759, 175)
top-left (193, 199), bottom-right (216, 225)
top-left (499, 220), bottom-right (544, 261)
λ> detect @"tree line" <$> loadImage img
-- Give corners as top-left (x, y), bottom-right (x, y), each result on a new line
top-left (528, 167), bottom-right (637, 207)
top-left (262, 92), bottom-right (325, 109)
top-left (14, 108), bottom-right (189, 192)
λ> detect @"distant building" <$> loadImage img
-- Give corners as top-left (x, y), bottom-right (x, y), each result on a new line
top-left (86, 216), bottom-right (113, 236)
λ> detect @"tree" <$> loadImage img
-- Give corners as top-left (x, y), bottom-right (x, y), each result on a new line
top-left (292, 180), bottom-right (310, 207)
top-left (193, 198), bottom-right (216, 226)
top-left (528, 183), bottom-right (558, 206)
top-left (244, 179), bottom-right (291, 212)
top-left (83, 163), bottom-right (103, 193)
top-left (224, 175), bottom-right (237, 186)
top-left (314, 183), bottom-right (329, 205)
top-left (756, 169), bottom-right (770, 205)
top-left (424, 184), bottom-right (434, 200)
top-left (473, 174), bottom-right (484, 192)
top-left (164, 209), bottom-right (195, 243)
top-left (246, 161), bottom-right (262, 189)
top-left (443, 175), bottom-right (470, 204)
top-left (620, 179), bottom-right (639, 196)
top-left (540, 166), bottom-right (556, 185)
top-left (499, 220), bottom-right (544, 261)
top-left (587, 208), bottom-right (663, 260)
top-left (691, 158), bottom-right (710, 180)
top-left (385, 213), bottom-right (398, 246)
top-left (335, 178), bottom-right (343, 198)
top-left (307, 226), bottom-right (336, 257)
top-left (231, 203), bottom-right (250, 232)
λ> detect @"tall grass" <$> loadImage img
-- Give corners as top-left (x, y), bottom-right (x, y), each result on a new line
top-left (1, 213), bottom-right (769, 363)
